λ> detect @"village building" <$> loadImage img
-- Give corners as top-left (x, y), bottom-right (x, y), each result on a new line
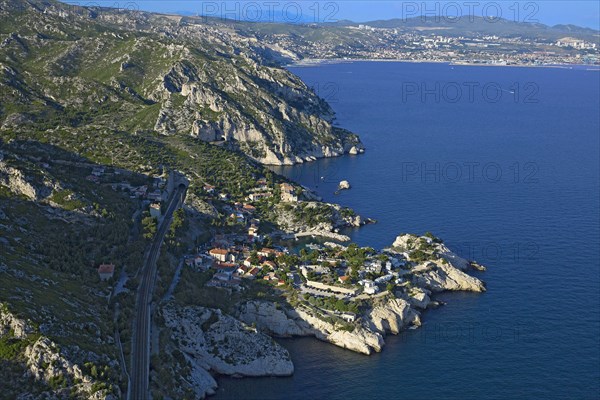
top-left (257, 248), bottom-right (278, 258)
top-left (248, 192), bottom-right (272, 202)
top-left (375, 274), bottom-right (394, 284)
top-left (365, 262), bottom-right (383, 274)
top-left (305, 280), bottom-right (359, 296)
top-left (243, 204), bottom-right (256, 213)
top-left (208, 248), bottom-right (229, 262)
top-left (341, 312), bottom-right (357, 322)
top-left (245, 267), bottom-right (260, 279)
top-left (215, 262), bottom-right (237, 270)
top-left (256, 179), bottom-right (269, 191)
top-left (98, 264), bottom-right (115, 281)
top-left (229, 212), bottom-right (245, 224)
top-left (263, 260), bottom-right (277, 270)
top-left (280, 183), bottom-right (299, 202)
top-left (203, 184), bottom-right (216, 194)
top-left (359, 279), bottom-right (379, 295)
top-left (248, 225), bottom-right (259, 236)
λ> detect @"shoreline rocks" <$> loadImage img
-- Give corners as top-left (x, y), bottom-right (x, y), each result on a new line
top-left (295, 230), bottom-right (351, 242)
top-left (163, 304), bottom-right (294, 398)
top-left (237, 301), bottom-right (385, 355)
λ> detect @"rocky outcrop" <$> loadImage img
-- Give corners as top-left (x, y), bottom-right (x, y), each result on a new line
top-left (238, 301), bottom-right (394, 355)
top-left (163, 304), bottom-right (294, 398)
top-left (184, 356), bottom-right (218, 399)
top-left (413, 262), bottom-right (487, 293)
top-left (391, 233), bottom-right (486, 292)
top-left (237, 301), bottom-right (310, 337)
top-left (274, 201), bottom-right (367, 241)
top-left (367, 298), bottom-right (421, 335)
top-left (184, 192), bottom-right (218, 219)
top-left (294, 230), bottom-right (352, 242)
top-left (405, 287), bottom-right (432, 309)
top-left (0, 303), bottom-right (34, 339)
top-left (327, 326), bottom-right (384, 355)
top-left (150, 56), bottom-right (363, 166)
top-left (0, 160), bottom-right (50, 200)
top-left (0, 303), bottom-right (115, 400)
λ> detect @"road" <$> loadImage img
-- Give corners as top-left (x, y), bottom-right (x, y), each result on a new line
top-left (130, 184), bottom-right (186, 400)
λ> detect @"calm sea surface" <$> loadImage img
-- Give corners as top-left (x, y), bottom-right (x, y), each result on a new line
top-left (215, 62), bottom-right (600, 400)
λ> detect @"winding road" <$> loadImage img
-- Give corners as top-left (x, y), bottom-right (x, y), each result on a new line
top-left (130, 184), bottom-right (186, 399)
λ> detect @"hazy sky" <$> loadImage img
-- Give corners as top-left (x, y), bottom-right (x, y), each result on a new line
top-left (79, 1), bottom-right (600, 29)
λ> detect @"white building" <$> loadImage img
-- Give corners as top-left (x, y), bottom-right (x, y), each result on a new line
top-left (375, 274), bottom-right (394, 285)
top-left (340, 312), bottom-right (356, 322)
top-left (359, 279), bottom-right (379, 295)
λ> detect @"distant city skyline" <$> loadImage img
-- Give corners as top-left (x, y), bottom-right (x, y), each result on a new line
top-left (86, 1), bottom-right (600, 29)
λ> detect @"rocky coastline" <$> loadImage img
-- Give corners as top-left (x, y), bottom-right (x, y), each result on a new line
top-left (237, 234), bottom-right (485, 355)
top-left (164, 234), bottom-right (485, 398)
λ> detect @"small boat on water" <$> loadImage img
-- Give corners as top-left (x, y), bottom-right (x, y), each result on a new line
top-left (306, 243), bottom-right (322, 250)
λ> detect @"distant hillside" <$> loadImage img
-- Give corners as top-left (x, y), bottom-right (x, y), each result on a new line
top-left (335, 16), bottom-right (600, 41)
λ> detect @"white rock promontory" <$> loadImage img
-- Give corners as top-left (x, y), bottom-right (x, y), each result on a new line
top-left (238, 301), bottom-right (385, 355)
top-left (163, 304), bottom-right (294, 398)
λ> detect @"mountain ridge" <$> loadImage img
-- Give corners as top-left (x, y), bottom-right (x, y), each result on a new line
top-left (0, 0), bottom-right (363, 166)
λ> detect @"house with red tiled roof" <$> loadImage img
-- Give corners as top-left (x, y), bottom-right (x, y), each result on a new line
top-left (263, 260), bottom-right (277, 270)
top-left (209, 248), bottom-right (229, 262)
top-left (215, 262), bottom-right (237, 270)
top-left (243, 204), bottom-right (256, 213)
top-left (98, 264), bottom-right (115, 281)
top-left (257, 178), bottom-right (268, 188)
top-left (245, 267), bottom-right (260, 279)
top-left (204, 184), bottom-right (216, 194)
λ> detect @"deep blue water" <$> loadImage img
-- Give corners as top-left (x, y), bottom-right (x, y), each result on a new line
top-left (215, 62), bottom-right (600, 399)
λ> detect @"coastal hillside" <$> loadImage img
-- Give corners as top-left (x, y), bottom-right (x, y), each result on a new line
top-left (0, 0), bottom-right (362, 165)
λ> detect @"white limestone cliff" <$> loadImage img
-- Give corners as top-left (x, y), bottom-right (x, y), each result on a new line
top-left (162, 304), bottom-right (294, 398)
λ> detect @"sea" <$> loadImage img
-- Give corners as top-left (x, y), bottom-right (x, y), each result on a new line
top-left (215, 61), bottom-right (600, 399)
